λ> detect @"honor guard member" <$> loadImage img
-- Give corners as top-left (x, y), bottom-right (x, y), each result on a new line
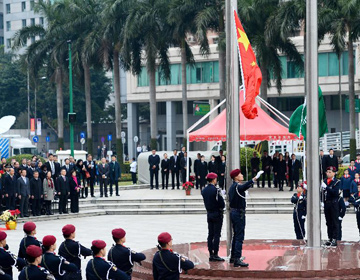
top-left (228, 169), bottom-right (262, 267)
top-left (152, 232), bottom-right (194, 280)
top-left (201, 172), bottom-right (225, 262)
top-left (19, 245), bottom-right (55, 280)
top-left (291, 182), bottom-right (307, 240)
top-left (337, 194), bottom-right (346, 241)
top-left (108, 228), bottom-right (146, 279)
top-left (18, 222), bottom-right (41, 259)
top-left (0, 231), bottom-right (26, 279)
top-left (58, 224), bottom-right (92, 279)
top-left (350, 183), bottom-right (360, 240)
top-left (321, 166), bottom-right (341, 247)
top-left (86, 240), bottom-right (129, 280)
top-left (41, 235), bottom-right (78, 280)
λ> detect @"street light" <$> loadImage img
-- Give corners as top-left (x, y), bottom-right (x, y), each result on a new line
top-left (68, 40), bottom-right (75, 157)
top-left (34, 76), bottom-right (46, 122)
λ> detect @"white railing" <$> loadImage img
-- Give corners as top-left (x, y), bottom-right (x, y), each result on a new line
top-left (319, 130), bottom-right (359, 151)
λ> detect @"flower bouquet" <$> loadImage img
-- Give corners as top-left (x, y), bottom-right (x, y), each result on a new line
top-left (183, 181), bottom-right (194, 195)
top-left (0, 209), bottom-right (21, 230)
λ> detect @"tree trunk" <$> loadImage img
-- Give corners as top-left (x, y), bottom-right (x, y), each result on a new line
top-left (113, 50), bottom-right (123, 165)
top-left (181, 41), bottom-right (188, 147)
top-left (83, 61), bottom-right (93, 155)
top-left (55, 67), bottom-right (64, 149)
top-left (260, 63), bottom-right (268, 112)
top-left (148, 60), bottom-right (157, 150)
top-left (348, 39), bottom-right (356, 158)
top-left (219, 9), bottom-right (226, 110)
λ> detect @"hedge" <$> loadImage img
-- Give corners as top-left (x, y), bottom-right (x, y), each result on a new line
top-left (337, 166), bottom-right (347, 179)
top-left (6, 154), bottom-right (46, 164)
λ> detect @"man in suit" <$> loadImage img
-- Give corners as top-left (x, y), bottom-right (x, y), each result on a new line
top-left (109, 155), bottom-right (121, 197)
top-left (179, 147), bottom-right (186, 159)
top-left (62, 158), bottom-right (73, 177)
top-left (251, 152), bottom-right (260, 188)
top-left (161, 153), bottom-right (170, 189)
top-left (148, 150), bottom-right (160, 190)
top-left (169, 149), bottom-right (181, 189)
top-left (180, 152), bottom-right (192, 183)
top-left (45, 154), bottom-right (60, 181)
top-left (319, 150), bottom-right (327, 180)
top-left (84, 154), bottom-right (96, 197)
top-left (261, 151), bottom-right (272, 188)
top-left (194, 153), bottom-right (202, 189)
top-left (30, 171), bottom-right (43, 216)
top-left (56, 169), bottom-right (70, 214)
top-left (98, 158), bottom-right (110, 197)
top-left (4, 168), bottom-right (17, 210)
top-left (198, 156), bottom-right (208, 190)
top-left (27, 162), bottom-right (37, 180)
top-left (17, 169), bottom-right (30, 218)
top-left (325, 148), bottom-right (339, 172)
top-left (289, 154), bottom-right (301, 191)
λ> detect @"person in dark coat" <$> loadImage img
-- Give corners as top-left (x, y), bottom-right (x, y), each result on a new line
top-left (218, 155), bottom-right (226, 190)
top-left (108, 228), bottom-right (146, 279)
top-left (194, 153), bottom-right (202, 189)
top-left (180, 152), bottom-right (192, 184)
top-left (98, 158), bottom-right (110, 197)
top-left (169, 150), bottom-right (181, 190)
top-left (261, 151), bottom-right (272, 188)
top-left (153, 232), bottom-right (194, 280)
top-left (109, 155), bottom-right (121, 196)
top-left (84, 155), bottom-right (96, 198)
top-left (45, 154), bottom-right (60, 181)
top-left (325, 149), bottom-right (339, 172)
top-left (348, 160), bottom-right (357, 180)
top-left (62, 158), bottom-right (73, 178)
top-left (277, 153), bottom-right (286, 191)
top-left (207, 155), bottom-right (218, 174)
top-left (27, 162), bottom-right (36, 180)
top-left (319, 150), bottom-right (327, 180)
top-left (17, 169), bottom-right (30, 218)
top-left (148, 150), bottom-right (160, 190)
top-left (291, 183), bottom-right (307, 240)
top-left (75, 160), bottom-right (87, 198)
top-left (18, 245), bottom-right (52, 280)
top-left (18, 222), bottom-right (41, 259)
top-left (161, 153), bottom-right (170, 189)
top-left (69, 170), bottom-right (80, 213)
top-left (272, 154), bottom-right (279, 189)
top-left (250, 152), bottom-right (260, 188)
top-left (338, 195), bottom-right (346, 241)
top-left (4, 168), bottom-right (17, 210)
top-left (41, 235), bottom-right (78, 280)
top-left (56, 169), bottom-right (70, 214)
top-left (30, 171), bottom-right (43, 216)
top-left (198, 156), bottom-right (208, 190)
top-left (289, 154), bottom-right (301, 191)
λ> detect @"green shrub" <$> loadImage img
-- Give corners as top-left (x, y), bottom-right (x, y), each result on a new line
top-left (240, 147), bottom-right (260, 180)
top-left (7, 154), bottom-right (46, 164)
top-left (337, 166), bottom-right (347, 179)
top-left (119, 173), bottom-right (132, 181)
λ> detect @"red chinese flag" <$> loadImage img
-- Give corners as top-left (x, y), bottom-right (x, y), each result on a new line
top-left (234, 10), bottom-right (262, 119)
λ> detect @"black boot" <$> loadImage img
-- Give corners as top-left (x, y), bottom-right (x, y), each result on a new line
top-left (234, 258), bottom-right (249, 267)
top-left (330, 239), bottom-right (337, 247)
top-left (211, 252), bottom-right (225, 262)
top-left (323, 239), bottom-right (332, 246)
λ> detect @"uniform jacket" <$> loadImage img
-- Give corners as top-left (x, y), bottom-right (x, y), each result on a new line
top-left (30, 178), bottom-right (43, 199)
top-left (198, 162), bottom-right (208, 179)
top-left (218, 161), bottom-right (226, 175)
top-left (348, 166), bottom-right (358, 180)
top-left (18, 236), bottom-right (41, 259)
top-left (108, 244), bottom-right (146, 275)
top-left (169, 155), bottom-right (180, 171)
top-left (229, 180), bottom-right (253, 210)
top-left (351, 179), bottom-right (360, 194)
top-left (109, 161), bottom-right (121, 181)
top-left (58, 239), bottom-right (92, 270)
top-left (18, 264), bottom-right (52, 280)
top-left (85, 257), bottom-right (129, 280)
top-left (41, 252), bottom-right (78, 280)
top-left (277, 160), bottom-right (287, 180)
top-left (340, 176), bottom-right (352, 191)
top-left (339, 197), bottom-right (346, 219)
top-left (291, 193), bottom-right (307, 215)
top-left (16, 176), bottom-right (30, 197)
top-left (201, 184), bottom-right (225, 212)
top-left (4, 175), bottom-right (17, 196)
top-left (251, 157), bottom-right (260, 172)
top-left (194, 159), bottom-right (201, 175)
top-left (148, 155), bottom-right (160, 170)
top-left (355, 160), bottom-right (360, 171)
top-left (323, 178), bottom-right (341, 202)
top-left (0, 247), bottom-right (26, 277)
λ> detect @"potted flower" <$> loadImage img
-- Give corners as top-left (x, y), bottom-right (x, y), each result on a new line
top-left (0, 209), bottom-right (21, 230)
top-left (182, 176), bottom-right (195, 196)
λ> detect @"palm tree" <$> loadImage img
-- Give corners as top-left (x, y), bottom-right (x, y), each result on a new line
top-left (122, 0), bottom-right (171, 150)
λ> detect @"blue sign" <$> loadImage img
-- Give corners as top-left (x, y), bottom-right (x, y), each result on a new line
top-left (33, 136), bottom-right (39, 143)
top-left (101, 137), bottom-right (105, 143)
top-left (108, 134), bottom-right (112, 141)
top-left (80, 132), bottom-right (86, 139)
top-left (46, 136), bottom-right (50, 142)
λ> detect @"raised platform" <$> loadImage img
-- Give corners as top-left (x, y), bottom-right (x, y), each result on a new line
top-left (133, 240), bottom-right (360, 279)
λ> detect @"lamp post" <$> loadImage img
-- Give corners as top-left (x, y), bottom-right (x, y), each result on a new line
top-left (34, 76), bottom-right (46, 122)
top-left (27, 68), bottom-right (30, 138)
top-left (68, 40), bottom-right (74, 157)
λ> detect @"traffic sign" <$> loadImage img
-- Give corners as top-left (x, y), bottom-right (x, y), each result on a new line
top-left (101, 137), bottom-right (105, 143)
top-left (80, 132), bottom-right (86, 139)
top-left (134, 136), bottom-right (139, 143)
top-left (33, 136), bottom-right (39, 143)
top-left (108, 134), bottom-right (112, 141)
top-left (121, 138), bottom-right (126, 144)
top-left (80, 138), bottom-right (85, 145)
top-left (121, 131), bottom-right (126, 138)
top-left (46, 136), bottom-right (50, 142)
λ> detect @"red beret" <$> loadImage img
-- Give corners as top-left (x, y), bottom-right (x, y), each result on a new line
top-left (206, 172), bottom-right (218, 180)
top-left (62, 224), bottom-right (76, 235)
top-left (0, 231), bottom-right (7, 241)
top-left (23, 222), bottom-right (36, 233)
top-left (327, 166), bottom-right (336, 172)
top-left (92, 240), bottom-right (106, 249)
top-left (158, 232), bottom-right (172, 244)
top-left (42, 235), bottom-right (56, 247)
top-left (230, 169), bottom-right (241, 179)
top-left (112, 228), bottom-right (126, 239)
top-left (26, 245), bottom-right (42, 258)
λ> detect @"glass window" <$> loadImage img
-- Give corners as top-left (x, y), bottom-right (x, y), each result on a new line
top-left (170, 64), bottom-right (181, 85)
top-left (330, 94), bottom-right (346, 110)
top-left (318, 53), bottom-right (328, 77)
top-left (328, 52), bottom-right (339, 76)
top-left (40, 17), bottom-right (44, 26)
top-left (287, 61), bottom-right (297, 78)
top-left (157, 102), bottom-right (166, 115)
top-left (175, 101), bottom-right (182, 114)
top-left (0, 37), bottom-right (3, 46)
top-left (31, 18), bottom-right (35, 26)
top-left (6, 21), bottom-right (10, 31)
top-left (22, 1), bottom-right (26, 11)
top-left (6, 39), bottom-right (11, 49)
top-left (0, 14), bottom-right (3, 29)
top-left (30, 0), bottom-right (35, 11)
top-left (137, 67), bottom-right (149, 87)
top-left (22, 19), bottom-right (26, 28)
top-left (202, 62), bottom-right (213, 83)
top-left (6, 4), bottom-right (10, 14)
top-left (213, 61), bottom-right (219, 82)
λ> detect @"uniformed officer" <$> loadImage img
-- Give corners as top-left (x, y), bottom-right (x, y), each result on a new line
top-left (58, 224), bottom-right (92, 279)
top-left (201, 172), bottom-right (225, 262)
top-left (0, 231), bottom-right (26, 279)
top-left (18, 222), bottom-right (42, 259)
top-left (291, 182), bottom-right (307, 240)
top-left (19, 245), bottom-right (54, 280)
top-left (108, 228), bottom-right (146, 279)
top-left (337, 194), bottom-right (346, 241)
top-left (86, 240), bottom-right (129, 280)
top-left (152, 232), bottom-right (194, 280)
top-left (228, 169), bottom-right (262, 267)
top-left (321, 166), bottom-right (341, 247)
top-left (41, 235), bottom-right (78, 280)
top-left (350, 183), bottom-right (360, 240)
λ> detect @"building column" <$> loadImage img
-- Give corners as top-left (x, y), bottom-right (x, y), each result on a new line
top-left (127, 103), bottom-right (139, 159)
top-left (207, 99), bottom-right (219, 150)
top-left (166, 101), bottom-right (176, 150)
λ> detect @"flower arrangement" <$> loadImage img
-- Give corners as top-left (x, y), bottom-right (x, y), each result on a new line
top-left (182, 181), bottom-right (194, 191)
top-left (0, 209), bottom-right (21, 222)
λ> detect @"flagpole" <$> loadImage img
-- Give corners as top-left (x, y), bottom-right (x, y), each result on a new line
top-left (306, 0), bottom-right (321, 248)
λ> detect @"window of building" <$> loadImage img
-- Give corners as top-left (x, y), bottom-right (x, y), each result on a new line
top-left (40, 17), bottom-right (44, 26)
top-left (31, 36), bottom-right (35, 43)
top-left (6, 21), bottom-right (11, 32)
top-left (6, 4), bottom-right (10, 14)
top-left (0, 37), bottom-right (4, 46)
top-left (22, 19), bottom-right (27, 28)
top-left (268, 97), bottom-right (304, 112)
top-left (175, 101), bottom-right (182, 114)
top-left (0, 14), bottom-right (3, 29)
top-left (22, 1), bottom-right (26, 12)
top-left (6, 39), bottom-right (11, 49)
top-left (31, 18), bottom-right (35, 26)
top-left (330, 94), bottom-right (346, 110)
top-left (30, 0), bottom-right (35, 11)
top-left (157, 102), bottom-right (166, 115)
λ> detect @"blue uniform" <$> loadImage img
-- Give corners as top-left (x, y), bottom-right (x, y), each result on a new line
top-left (355, 160), bottom-right (360, 171)
top-left (228, 180), bottom-right (253, 259)
top-left (18, 265), bottom-right (53, 280)
top-left (351, 192), bottom-right (360, 235)
top-left (348, 167), bottom-right (358, 180)
top-left (85, 257), bottom-right (129, 280)
top-left (201, 184), bottom-right (225, 256)
top-left (108, 245), bottom-right (145, 278)
top-left (338, 197), bottom-right (346, 241)
top-left (341, 175), bottom-right (353, 198)
top-left (18, 236), bottom-right (41, 259)
top-left (323, 178), bottom-right (340, 241)
top-left (41, 252), bottom-right (78, 280)
top-left (291, 193), bottom-right (307, 240)
top-left (152, 249), bottom-right (194, 280)
top-left (0, 247), bottom-right (26, 278)
top-left (351, 180), bottom-right (360, 196)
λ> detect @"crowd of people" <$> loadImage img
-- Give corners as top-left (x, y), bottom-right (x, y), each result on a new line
top-left (0, 222), bottom-right (193, 280)
top-left (0, 153), bottom-right (125, 218)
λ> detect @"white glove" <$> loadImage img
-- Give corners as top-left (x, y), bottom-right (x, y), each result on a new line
top-left (255, 170), bottom-right (264, 179)
top-left (221, 190), bottom-right (226, 196)
top-left (338, 217), bottom-right (343, 221)
top-left (299, 195), bottom-right (303, 200)
top-left (345, 201), bottom-right (349, 206)
top-left (321, 202), bottom-right (324, 208)
top-left (321, 182), bottom-right (327, 190)
top-left (301, 215), bottom-right (306, 220)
